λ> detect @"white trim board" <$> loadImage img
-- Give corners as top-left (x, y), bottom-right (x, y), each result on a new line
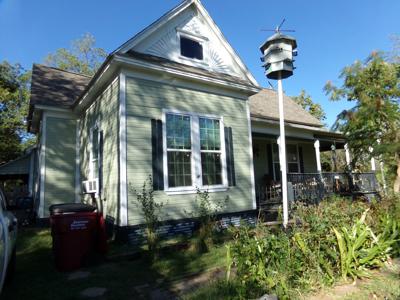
top-left (38, 113), bottom-right (47, 218)
top-left (75, 119), bottom-right (81, 203)
top-left (118, 73), bottom-right (128, 227)
top-left (162, 109), bottom-right (228, 194)
top-left (246, 102), bottom-right (257, 210)
top-left (115, 55), bottom-right (260, 94)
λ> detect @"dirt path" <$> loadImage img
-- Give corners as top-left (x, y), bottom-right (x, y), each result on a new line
top-left (306, 258), bottom-right (400, 300)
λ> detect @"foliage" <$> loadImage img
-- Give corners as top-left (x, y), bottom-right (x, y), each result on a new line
top-left (370, 194), bottom-right (400, 256)
top-left (131, 176), bottom-right (164, 257)
top-left (292, 89), bottom-right (326, 122)
top-left (225, 196), bottom-right (400, 299)
top-left (188, 188), bottom-right (228, 253)
top-left (324, 53), bottom-right (400, 192)
top-left (321, 149), bottom-right (350, 172)
top-left (0, 61), bottom-right (34, 164)
top-left (333, 209), bottom-right (397, 280)
top-left (44, 33), bottom-right (107, 76)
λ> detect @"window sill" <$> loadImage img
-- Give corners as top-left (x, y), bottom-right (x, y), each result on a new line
top-left (178, 55), bottom-right (209, 67)
top-left (164, 186), bottom-right (229, 195)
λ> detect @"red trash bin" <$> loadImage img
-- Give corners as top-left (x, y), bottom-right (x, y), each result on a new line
top-left (49, 203), bottom-right (99, 272)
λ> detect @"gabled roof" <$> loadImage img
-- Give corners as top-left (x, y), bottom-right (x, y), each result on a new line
top-left (249, 88), bottom-right (323, 127)
top-left (0, 149), bottom-right (33, 176)
top-left (114, 0), bottom-right (259, 87)
top-left (30, 64), bottom-right (91, 109)
top-left (28, 64), bottom-right (91, 130)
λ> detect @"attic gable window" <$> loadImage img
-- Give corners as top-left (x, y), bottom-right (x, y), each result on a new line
top-left (180, 36), bottom-right (203, 60)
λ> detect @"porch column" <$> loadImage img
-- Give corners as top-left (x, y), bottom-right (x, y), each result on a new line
top-left (369, 147), bottom-right (376, 171)
top-left (377, 139), bottom-right (387, 193)
top-left (314, 140), bottom-right (322, 173)
top-left (344, 143), bottom-right (351, 167)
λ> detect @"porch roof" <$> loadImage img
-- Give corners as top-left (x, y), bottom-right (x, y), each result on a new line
top-left (252, 130), bottom-right (345, 151)
top-left (249, 89), bottom-right (323, 128)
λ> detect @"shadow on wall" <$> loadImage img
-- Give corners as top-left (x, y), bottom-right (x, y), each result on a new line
top-left (125, 78), bottom-right (254, 224)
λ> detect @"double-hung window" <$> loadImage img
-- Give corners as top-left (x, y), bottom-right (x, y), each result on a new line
top-left (199, 118), bottom-right (222, 185)
top-left (166, 114), bottom-right (192, 188)
top-left (272, 143), bottom-right (300, 180)
top-left (164, 112), bottom-right (226, 192)
top-left (90, 127), bottom-right (99, 180)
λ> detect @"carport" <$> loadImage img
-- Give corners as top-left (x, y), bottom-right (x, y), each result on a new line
top-left (0, 149), bottom-right (36, 206)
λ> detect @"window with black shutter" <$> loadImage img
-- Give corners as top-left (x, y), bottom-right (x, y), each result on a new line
top-left (153, 111), bottom-right (235, 192)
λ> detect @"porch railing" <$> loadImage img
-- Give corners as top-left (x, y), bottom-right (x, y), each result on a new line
top-left (256, 172), bottom-right (380, 206)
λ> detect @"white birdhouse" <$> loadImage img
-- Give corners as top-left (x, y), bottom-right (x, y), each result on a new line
top-left (260, 32), bottom-right (297, 80)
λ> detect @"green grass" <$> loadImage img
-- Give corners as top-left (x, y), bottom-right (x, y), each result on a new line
top-left (4, 227), bottom-right (398, 300)
top-left (2, 228), bottom-right (226, 300)
top-left (342, 263), bottom-right (400, 300)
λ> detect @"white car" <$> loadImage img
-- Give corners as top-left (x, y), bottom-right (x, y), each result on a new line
top-left (0, 188), bottom-right (17, 293)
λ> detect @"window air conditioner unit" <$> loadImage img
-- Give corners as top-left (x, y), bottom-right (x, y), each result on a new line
top-left (82, 179), bottom-right (98, 194)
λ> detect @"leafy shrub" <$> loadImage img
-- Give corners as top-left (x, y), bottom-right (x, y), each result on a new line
top-left (131, 176), bottom-right (164, 257)
top-left (333, 209), bottom-right (397, 280)
top-left (188, 188), bottom-right (227, 253)
top-left (226, 196), bottom-right (400, 299)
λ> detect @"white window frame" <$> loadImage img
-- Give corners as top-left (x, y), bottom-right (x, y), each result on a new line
top-left (89, 123), bottom-right (100, 181)
top-left (162, 109), bottom-right (228, 195)
top-left (286, 143), bottom-right (301, 174)
top-left (272, 142), bottom-right (301, 180)
top-left (176, 28), bottom-right (209, 66)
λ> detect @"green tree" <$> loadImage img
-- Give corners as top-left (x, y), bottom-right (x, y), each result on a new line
top-left (44, 33), bottom-right (107, 76)
top-left (292, 89), bottom-right (326, 122)
top-left (325, 53), bottom-right (400, 192)
top-left (0, 61), bottom-right (33, 164)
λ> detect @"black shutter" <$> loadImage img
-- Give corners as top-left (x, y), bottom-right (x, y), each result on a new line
top-left (266, 143), bottom-right (274, 177)
top-left (151, 119), bottom-right (164, 190)
top-left (299, 146), bottom-right (304, 173)
top-left (99, 131), bottom-right (104, 196)
top-left (224, 127), bottom-right (236, 186)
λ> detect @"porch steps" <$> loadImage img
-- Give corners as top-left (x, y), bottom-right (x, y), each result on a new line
top-left (259, 200), bottom-right (282, 222)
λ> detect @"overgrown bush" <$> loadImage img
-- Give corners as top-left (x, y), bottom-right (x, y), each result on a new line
top-left (225, 195), bottom-right (400, 299)
top-left (333, 209), bottom-right (397, 280)
top-left (131, 176), bottom-right (164, 258)
top-left (188, 188), bottom-right (227, 253)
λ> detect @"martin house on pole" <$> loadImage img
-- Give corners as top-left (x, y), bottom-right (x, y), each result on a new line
top-left (0, 0), bottom-right (379, 242)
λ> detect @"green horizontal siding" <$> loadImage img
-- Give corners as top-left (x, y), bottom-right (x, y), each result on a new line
top-left (126, 77), bottom-right (254, 226)
top-left (80, 78), bottom-right (120, 221)
top-left (43, 117), bottom-right (76, 216)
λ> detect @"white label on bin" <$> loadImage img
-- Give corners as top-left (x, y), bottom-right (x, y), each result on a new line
top-left (70, 220), bottom-right (89, 230)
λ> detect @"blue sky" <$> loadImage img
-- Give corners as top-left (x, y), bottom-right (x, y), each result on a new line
top-left (0, 0), bottom-right (399, 126)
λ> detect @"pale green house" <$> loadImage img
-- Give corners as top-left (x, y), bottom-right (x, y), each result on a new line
top-left (26, 0), bottom-right (345, 241)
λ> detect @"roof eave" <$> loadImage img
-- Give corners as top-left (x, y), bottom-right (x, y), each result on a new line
top-left (251, 114), bottom-right (324, 128)
top-left (114, 53), bottom-right (261, 95)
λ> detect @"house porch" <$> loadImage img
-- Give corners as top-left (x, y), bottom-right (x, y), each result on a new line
top-left (251, 132), bottom-right (379, 215)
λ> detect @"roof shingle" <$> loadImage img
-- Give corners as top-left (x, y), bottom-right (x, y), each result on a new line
top-left (30, 64), bottom-right (91, 109)
top-left (249, 88), bottom-right (323, 127)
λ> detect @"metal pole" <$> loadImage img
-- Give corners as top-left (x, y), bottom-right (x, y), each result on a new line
top-left (277, 74), bottom-right (288, 228)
